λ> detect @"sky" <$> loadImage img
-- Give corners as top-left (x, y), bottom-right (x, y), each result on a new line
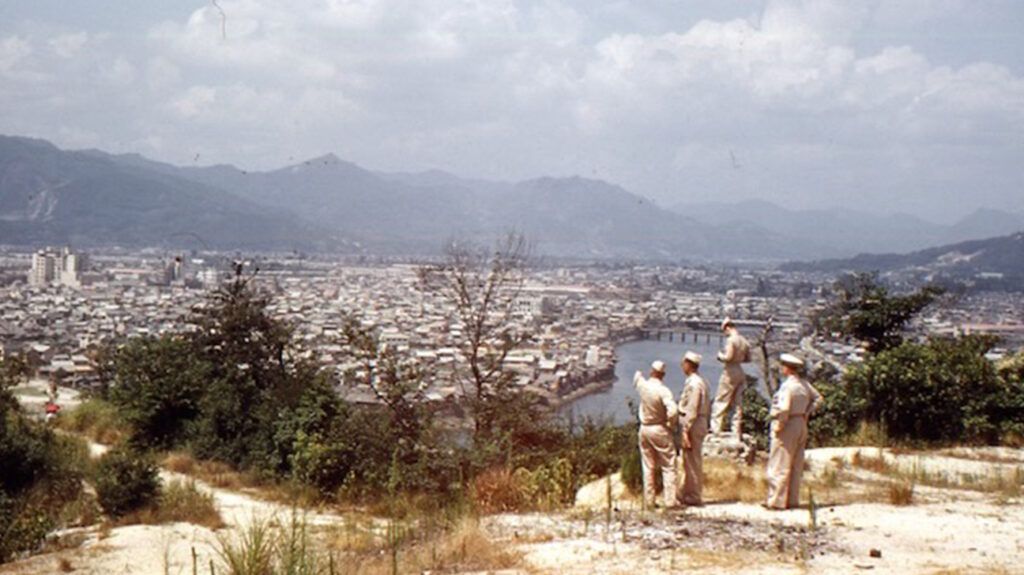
top-left (1, 0), bottom-right (1022, 223)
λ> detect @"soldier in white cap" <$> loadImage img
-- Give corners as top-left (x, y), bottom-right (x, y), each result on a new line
top-left (634, 360), bottom-right (678, 508)
top-left (712, 318), bottom-right (752, 436)
top-left (677, 351), bottom-right (710, 506)
top-left (765, 353), bottom-right (824, 510)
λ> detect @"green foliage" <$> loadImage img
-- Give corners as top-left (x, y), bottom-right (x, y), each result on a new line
top-left (741, 380), bottom-right (772, 451)
top-left (0, 381), bottom-right (84, 563)
top-left (94, 446), bottom-right (161, 518)
top-left (56, 398), bottom-right (125, 445)
top-left (619, 445), bottom-right (643, 495)
top-left (817, 272), bottom-right (944, 352)
top-left (106, 335), bottom-right (208, 449)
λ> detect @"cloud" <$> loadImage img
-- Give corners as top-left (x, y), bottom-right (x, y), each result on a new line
top-left (0, 0), bottom-right (1022, 219)
top-left (0, 36), bottom-right (32, 73)
top-left (49, 31), bottom-right (88, 58)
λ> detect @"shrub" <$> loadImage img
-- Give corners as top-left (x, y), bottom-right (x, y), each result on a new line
top-left (619, 447), bottom-right (643, 495)
top-left (742, 383), bottom-right (772, 451)
top-left (0, 409), bottom-right (84, 563)
top-left (94, 447), bottom-right (161, 518)
top-left (888, 481), bottom-right (914, 506)
top-left (106, 336), bottom-right (207, 450)
top-left (470, 467), bottom-right (526, 513)
top-left (57, 398), bottom-right (125, 445)
top-left (155, 480), bottom-right (223, 529)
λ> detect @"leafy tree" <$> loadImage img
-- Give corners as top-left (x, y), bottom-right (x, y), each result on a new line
top-left (187, 267), bottom-right (311, 470)
top-left (816, 272), bottom-right (945, 352)
top-left (106, 335), bottom-right (208, 449)
top-left (842, 335), bottom-right (1005, 443)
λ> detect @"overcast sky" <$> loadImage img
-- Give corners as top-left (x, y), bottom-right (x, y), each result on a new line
top-left (1, 0), bottom-right (1021, 223)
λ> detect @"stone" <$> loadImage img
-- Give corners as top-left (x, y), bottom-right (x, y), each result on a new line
top-left (869, 549), bottom-right (882, 558)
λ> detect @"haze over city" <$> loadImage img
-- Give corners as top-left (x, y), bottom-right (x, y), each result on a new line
top-left (1, 0), bottom-right (1022, 223)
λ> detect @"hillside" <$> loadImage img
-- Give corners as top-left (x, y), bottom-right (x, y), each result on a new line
top-left (781, 231), bottom-right (1024, 288)
top-left (0, 136), bottom-right (341, 251)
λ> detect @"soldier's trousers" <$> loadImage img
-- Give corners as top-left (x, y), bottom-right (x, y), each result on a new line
top-left (638, 424), bottom-right (677, 508)
top-left (711, 367), bottom-right (745, 435)
top-left (679, 418), bottom-right (708, 505)
top-left (765, 416), bottom-right (808, 509)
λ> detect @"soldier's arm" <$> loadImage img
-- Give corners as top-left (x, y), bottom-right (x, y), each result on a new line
top-left (663, 388), bottom-right (679, 426)
top-left (808, 382), bottom-right (824, 415)
top-left (681, 386), bottom-right (699, 432)
top-left (718, 337), bottom-right (736, 363)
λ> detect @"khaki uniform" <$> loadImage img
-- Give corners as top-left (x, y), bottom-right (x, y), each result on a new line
top-left (765, 376), bottom-right (824, 509)
top-left (712, 330), bottom-right (751, 435)
top-left (677, 372), bottom-right (710, 505)
top-left (635, 372), bottom-right (678, 508)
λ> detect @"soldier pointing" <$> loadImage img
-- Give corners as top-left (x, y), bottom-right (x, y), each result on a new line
top-left (634, 360), bottom-right (678, 509)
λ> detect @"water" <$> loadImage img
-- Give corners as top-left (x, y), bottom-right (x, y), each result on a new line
top-left (560, 337), bottom-right (734, 425)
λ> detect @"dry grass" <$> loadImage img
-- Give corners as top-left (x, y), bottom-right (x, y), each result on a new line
top-left (55, 557), bottom-right (74, 573)
top-left (850, 450), bottom-right (892, 474)
top-left (349, 517), bottom-right (522, 575)
top-left (113, 480), bottom-right (224, 530)
top-left (56, 399), bottom-right (126, 446)
top-left (702, 458), bottom-right (768, 503)
top-left (471, 467), bottom-right (527, 513)
top-left (888, 480), bottom-right (915, 505)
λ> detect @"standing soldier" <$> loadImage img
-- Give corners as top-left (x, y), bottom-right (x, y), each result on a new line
top-left (634, 360), bottom-right (678, 509)
top-left (712, 318), bottom-right (752, 436)
top-left (765, 353), bottom-right (824, 510)
top-left (677, 351), bottom-right (710, 506)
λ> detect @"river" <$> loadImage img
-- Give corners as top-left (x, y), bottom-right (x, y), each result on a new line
top-left (560, 337), bottom-right (735, 425)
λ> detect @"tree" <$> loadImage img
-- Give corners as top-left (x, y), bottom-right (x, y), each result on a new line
top-left (187, 264), bottom-right (316, 470)
top-left (420, 233), bottom-right (533, 442)
top-left (815, 272), bottom-right (945, 353)
top-left (106, 335), bottom-right (208, 449)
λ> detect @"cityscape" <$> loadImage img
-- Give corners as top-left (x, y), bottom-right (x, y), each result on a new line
top-left (6, 245), bottom-right (1022, 418)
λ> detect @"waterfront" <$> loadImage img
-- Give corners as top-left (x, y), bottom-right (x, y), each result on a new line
top-left (561, 337), bottom-right (739, 425)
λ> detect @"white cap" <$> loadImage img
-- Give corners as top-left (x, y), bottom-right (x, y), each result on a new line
top-left (721, 317), bottom-right (734, 330)
top-left (779, 353), bottom-right (805, 368)
top-left (683, 351), bottom-right (702, 365)
top-left (651, 360), bottom-right (666, 373)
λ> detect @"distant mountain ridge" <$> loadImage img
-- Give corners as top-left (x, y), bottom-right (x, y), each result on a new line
top-left (669, 200), bottom-right (1024, 256)
top-left (0, 136), bottom-right (340, 251)
top-left (781, 231), bottom-right (1024, 288)
top-left (2, 134), bottom-right (1020, 261)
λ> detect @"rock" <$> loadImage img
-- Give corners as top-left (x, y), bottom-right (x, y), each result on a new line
top-left (574, 472), bottom-right (630, 509)
top-left (869, 549), bottom-right (882, 558)
top-left (703, 433), bottom-right (757, 464)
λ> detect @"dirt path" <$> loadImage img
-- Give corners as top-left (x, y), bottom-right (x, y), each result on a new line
top-left (1, 439), bottom-right (349, 575)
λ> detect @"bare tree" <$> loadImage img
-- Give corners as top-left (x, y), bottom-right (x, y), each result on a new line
top-left (421, 232), bottom-right (532, 439)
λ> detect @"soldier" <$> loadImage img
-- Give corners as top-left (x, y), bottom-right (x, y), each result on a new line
top-left (677, 351), bottom-right (710, 506)
top-left (634, 360), bottom-right (678, 509)
top-left (711, 318), bottom-right (752, 436)
top-left (765, 353), bottom-right (824, 510)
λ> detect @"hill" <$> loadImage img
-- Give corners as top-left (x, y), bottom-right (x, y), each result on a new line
top-left (781, 231), bottom-right (1024, 289)
top-left (0, 136), bottom-right (342, 251)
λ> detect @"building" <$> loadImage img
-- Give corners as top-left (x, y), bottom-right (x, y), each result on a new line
top-left (30, 247), bottom-right (88, 288)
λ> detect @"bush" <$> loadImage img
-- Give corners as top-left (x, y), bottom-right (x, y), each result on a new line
top-left (742, 382), bottom-right (772, 451)
top-left (106, 336), bottom-right (207, 450)
top-left (619, 447), bottom-right (643, 496)
top-left (0, 411), bottom-right (84, 563)
top-left (153, 480), bottom-right (223, 529)
top-left (94, 447), bottom-right (161, 518)
top-left (471, 467), bottom-right (526, 513)
top-left (57, 398), bottom-right (125, 445)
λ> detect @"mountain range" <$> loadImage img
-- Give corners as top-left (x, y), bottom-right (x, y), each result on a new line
top-left (781, 230), bottom-right (1024, 281)
top-left (1, 134), bottom-right (1020, 261)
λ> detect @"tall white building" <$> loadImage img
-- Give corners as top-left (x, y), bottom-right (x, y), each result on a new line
top-left (29, 247), bottom-right (88, 288)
